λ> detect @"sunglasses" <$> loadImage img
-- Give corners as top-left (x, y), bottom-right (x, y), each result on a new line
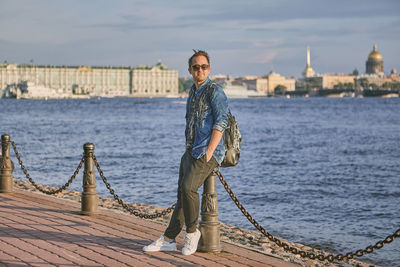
top-left (191, 64), bottom-right (209, 71)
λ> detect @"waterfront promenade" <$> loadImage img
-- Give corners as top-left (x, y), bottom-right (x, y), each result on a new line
top-left (0, 188), bottom-right (298, 267)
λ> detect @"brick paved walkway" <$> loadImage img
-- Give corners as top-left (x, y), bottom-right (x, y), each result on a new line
top-left (0, 189), bottom-right (298, 266)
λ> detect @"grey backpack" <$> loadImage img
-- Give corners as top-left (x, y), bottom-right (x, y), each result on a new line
top-left (220, 111), bottom-right (241, 168)
top-left (207, 83), bottom-right (242, 167)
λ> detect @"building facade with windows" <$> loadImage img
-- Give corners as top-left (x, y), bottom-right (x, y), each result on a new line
top-left (305, 74), bottom-right (356, 89)
top-left (262, 72), bottom-right (296, 94)
top-left (131, 62), bottom-right (178, 95)
top-left (0, 61), bottom-right (178, 97)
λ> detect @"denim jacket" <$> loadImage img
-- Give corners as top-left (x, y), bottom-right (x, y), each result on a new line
top-left (185, 78), bottom-right (229, 165)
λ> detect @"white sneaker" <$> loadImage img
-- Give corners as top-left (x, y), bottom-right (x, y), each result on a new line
top-left (142, 236), bottom-right (177, 252)
top-left (182, 229), bottom-right (201, 255)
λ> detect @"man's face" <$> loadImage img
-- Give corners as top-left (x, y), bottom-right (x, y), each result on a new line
top-left (188, 55), bottom-right (210, 86)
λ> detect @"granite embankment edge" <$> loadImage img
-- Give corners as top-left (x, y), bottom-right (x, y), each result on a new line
top-left (13, 179), bottom-right (372, 267)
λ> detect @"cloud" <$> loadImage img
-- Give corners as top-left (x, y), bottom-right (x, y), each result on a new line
top-left (249, 51), bottom-right (278, 64)
top-left (178, 0), bottom-right (399, 23)
top-left (0, 0), bottom-right (399, 77)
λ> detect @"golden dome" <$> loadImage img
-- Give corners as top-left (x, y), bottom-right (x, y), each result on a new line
top-left (368, 44), bottom-right (382, 61)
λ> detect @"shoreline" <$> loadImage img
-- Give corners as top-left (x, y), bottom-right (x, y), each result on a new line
top-left (13, 178), bottom-right (372, 267)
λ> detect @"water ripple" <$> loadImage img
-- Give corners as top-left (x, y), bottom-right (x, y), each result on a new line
top-left (1, 97), bottom-right (399, 266)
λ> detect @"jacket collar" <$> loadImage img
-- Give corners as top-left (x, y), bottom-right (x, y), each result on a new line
top-left (192, 78), bottom-right (211, 95)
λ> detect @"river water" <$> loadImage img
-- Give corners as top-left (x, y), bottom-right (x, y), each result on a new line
top-left (1, 97), bottom-right (399, 266)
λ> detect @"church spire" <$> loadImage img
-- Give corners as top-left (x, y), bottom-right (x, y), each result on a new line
top-left (303, 46), bottom-right (315, 78)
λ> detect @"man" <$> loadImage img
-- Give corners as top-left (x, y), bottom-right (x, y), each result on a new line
top-left (143, 50), bottom-right (229, 255)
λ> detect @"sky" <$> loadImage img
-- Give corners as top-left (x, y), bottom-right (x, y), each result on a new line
top-left (0, 0), bottom-right (399, 78)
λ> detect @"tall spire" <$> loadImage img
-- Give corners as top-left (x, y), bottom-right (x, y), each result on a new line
top-left (303, 45), bottom-right (315, 78)
top-left (306, 46), bottom-right (311, 68)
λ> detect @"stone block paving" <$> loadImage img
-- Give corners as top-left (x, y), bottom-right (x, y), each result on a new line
top-left (0, 189), bottom-right (298, 266)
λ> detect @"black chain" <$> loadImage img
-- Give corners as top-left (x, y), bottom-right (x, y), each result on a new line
top-left (93, 154), bottom-right (175, 219)
top-left (11, 141), bottom-right (84, 195)
top-left (8, 139), bottom-right (399, 261)
top-left (216, 169), bottom-right (400, 262)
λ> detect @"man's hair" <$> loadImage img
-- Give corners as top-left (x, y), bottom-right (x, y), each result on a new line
top-left (188, 50), bottom-right (210, 68)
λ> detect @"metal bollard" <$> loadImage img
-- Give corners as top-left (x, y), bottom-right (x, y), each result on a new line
top-left (0, 134), bottom-right (13, 193)
top-left (81, 143), bottom-right (98, 215)
top-left (198, 169), bottom-right (222, 252)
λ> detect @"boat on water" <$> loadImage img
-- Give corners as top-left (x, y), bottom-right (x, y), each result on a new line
top-left (1, 82), bottom-right (88, 99)
top-left (221, 80), bottom-right (266, 98)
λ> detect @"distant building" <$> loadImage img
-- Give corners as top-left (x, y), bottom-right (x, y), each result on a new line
top-left (263, 72), bottom-right (296, 94)
top-left (236, 77), bottom-right (267, 92)
top-left (356, 70), bottom-right (400, 89)
top-left (0, 61), bottom-right (178, 97)
top-left (237, 75), bottom-right (267, 92)
top-left (300, 45), bottom-right (365, 90)
top-left (388, 69), bottom-right (400, 83)
top-left (237, 72), bottom-right (295, 95)
top-left (366, 44), bottom-right (384, 75)
top-left (354, 44), bottom-right (400, 91)
top-left (305, 74), bottom-right (355, 90)
top-left (297, 43), bottom-right (399, 94)
top-left (131, 61), bottom-right (179, 95)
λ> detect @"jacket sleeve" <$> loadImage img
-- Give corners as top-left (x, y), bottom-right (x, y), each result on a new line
top-left (210, 85), bottom-right (229, 132)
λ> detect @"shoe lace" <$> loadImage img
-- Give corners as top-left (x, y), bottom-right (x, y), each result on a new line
top-left (184, 233), bottom-right (195, 248)
top-left (154, 237), bottom-right (163, 246)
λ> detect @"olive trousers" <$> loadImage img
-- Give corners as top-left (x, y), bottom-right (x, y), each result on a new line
top-left (164, 150), bottom-right (218, 239)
